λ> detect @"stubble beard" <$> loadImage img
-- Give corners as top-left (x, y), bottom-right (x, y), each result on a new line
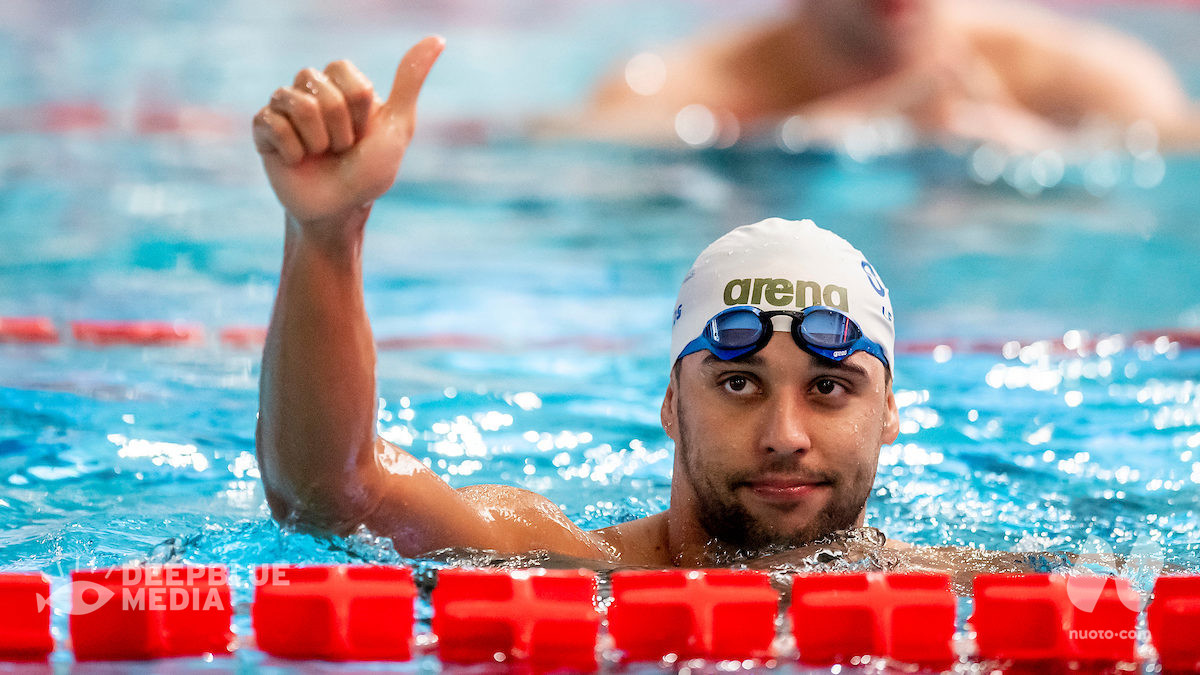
top-left (674, 393), bottom-right (874, 552)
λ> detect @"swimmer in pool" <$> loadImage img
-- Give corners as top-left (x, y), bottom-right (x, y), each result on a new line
top-left (571, 0), bottom-right (1200, 152)
top-left (251, 38), bottom-right (1052, 576)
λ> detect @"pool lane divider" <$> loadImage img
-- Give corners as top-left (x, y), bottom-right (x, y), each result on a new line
top-left (0, 573), bottom-right (54, 660)
top-left (19, 92), bottom-right (1200, 139)
top-left (972, 574), bottom-right (1138, 662)
top-left (0, 317), bottom-right (58, 344)
top-left (70, 320), bottom-right (205, 346)
top-left (252, 565), bottom-right (416, 661)
top-left (4, 101), bottom-right (237, 135)
top-left (432, 568), bottom-right (600, 669)
top-left (68, 566), bottom-right (234, 660)
top-left (3, 315), bottom-right (1200, 355)
top-left (5, 567), bottom-right (1200, 668)
top-left (790, 572), bottom-right (956, 667)
top-left (608, 569), bottom-right (776, 662)
top-left (1148, 576), bottom-right (1200, 671)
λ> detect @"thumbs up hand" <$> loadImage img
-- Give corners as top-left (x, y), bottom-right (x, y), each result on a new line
top-left (252, 37), bottom-right (445, 234)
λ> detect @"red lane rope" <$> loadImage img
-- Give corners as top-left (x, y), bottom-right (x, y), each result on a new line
top-left (1, 102), bottom-right (483, 139)
top-left (70, 320), bottom-right (204, 346)
top-left (217, 326), bottom-right (267, 349)
top-left (0, 102), bottom-right (238, 135)
top-left (0, 317), bottom-right (58, 344)
top-left (2, 316), bottom-right (1198, 354)
top-left (1, 568), bottom-right (1197, 666)
top-left (893, 330), bottom-right (1200, 355)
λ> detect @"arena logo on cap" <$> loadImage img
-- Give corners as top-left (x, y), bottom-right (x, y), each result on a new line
top-left (861, 261), bottom-right (887, 297)
top-left (723, 278), bottom-right (848, 311)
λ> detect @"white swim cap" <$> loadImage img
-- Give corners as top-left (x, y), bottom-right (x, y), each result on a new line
top-left (669, 218), bottom-right (895, 371)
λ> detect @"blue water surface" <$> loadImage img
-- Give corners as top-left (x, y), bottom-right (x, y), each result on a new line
top-left (2, 0), bottom-right (1200, 671)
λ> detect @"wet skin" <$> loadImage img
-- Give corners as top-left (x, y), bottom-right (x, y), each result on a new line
top-left (251, 38), bottom-right (1121, 578)
top-left (652, 333), bottom-right (900, 561)
top-left (254, 39), bottom-right (907, 567)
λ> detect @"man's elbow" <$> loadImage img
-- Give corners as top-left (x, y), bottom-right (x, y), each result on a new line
top-left (1157, 108), bottom-right (1200, 152)
top-left (255, 421), bottom-right (383, 534)
top-left (256, 450), bottom-right (382, 536)
top-left (260, 478), bottom-right (380, 536)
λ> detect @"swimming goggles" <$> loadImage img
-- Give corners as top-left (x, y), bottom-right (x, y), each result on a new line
top-left (678, 305), bottom-right (889, 369)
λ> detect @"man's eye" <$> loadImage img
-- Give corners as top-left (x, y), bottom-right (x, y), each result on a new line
top-left (723, 376), bottom-right (754, 394)
top-left (815, 378), bottom-right (840, 395)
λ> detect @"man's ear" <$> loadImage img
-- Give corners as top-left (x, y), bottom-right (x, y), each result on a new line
top-left (661, 367), bottom-right (680, 441)
top-left (882, 383), bottom-right (899, 444)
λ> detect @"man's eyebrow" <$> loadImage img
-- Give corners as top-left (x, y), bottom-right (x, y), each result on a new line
top-left (701, 352), bottom-right (765, 369)
top-left (811, 357), bottom-right (871, 380)
top-left (699, 351), bottom-right (875, 380)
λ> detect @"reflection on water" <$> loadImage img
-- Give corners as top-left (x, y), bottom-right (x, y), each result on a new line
top-left (0, 2), bottom-right (1199, 670)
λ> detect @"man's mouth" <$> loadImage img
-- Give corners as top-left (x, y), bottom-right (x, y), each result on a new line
top-left (871, 0), bottom-right (917, 20)
top-left (742, 476), bottom-right (832, 504)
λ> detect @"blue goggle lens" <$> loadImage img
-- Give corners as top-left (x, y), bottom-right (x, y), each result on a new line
top-left (705, 309), bottom-right (763, 349)
top-left (797, 308), bottom-right (860, 349)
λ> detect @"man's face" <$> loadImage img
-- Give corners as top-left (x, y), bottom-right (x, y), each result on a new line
top-left (663, 333), bottom-right (899, 551)
top-left (805, 0), bottom-right (935, 64)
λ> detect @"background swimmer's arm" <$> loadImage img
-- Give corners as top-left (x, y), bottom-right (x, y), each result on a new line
top-left (252, 41), bottom-right (616, 560)
top-left (973, 7), bottom-right (1199, 150)
top-left (532, 58), bottom-right (689, 145)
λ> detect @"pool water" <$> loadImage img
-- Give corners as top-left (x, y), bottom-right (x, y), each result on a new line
top-left (2, 0), bottom-right (1200, 670)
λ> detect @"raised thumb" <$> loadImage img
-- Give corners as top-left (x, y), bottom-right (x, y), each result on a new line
top-left (383, 35), bottom-right (445, 118)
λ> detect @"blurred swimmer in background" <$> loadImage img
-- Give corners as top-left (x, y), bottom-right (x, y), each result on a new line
top-left (571, 0), bottom-right (1200, 153)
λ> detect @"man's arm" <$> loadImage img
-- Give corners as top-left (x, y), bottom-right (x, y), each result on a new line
top-left (971, 2), bottom-right (1200, 150)
top-left (252, 38), bottom-right (616, 560)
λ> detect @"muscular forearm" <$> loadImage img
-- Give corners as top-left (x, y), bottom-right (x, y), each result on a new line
top-left (256, 208), bottom-right (382, 530)
top-left (248, 42), bottom-right (624, 560)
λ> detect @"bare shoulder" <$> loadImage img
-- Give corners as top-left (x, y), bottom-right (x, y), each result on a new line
top-left (455, 485), bottom-right (620, 561)
top-left (580, 18), bottom-right (787, 141)
top-left (962, 0), bottom-right (1169, 65)
top-left (955, 0), bottom-right (1085, 72)
top-left (591, 511), bottom-right (672, 567)
top-left (959, 0), bottom-right (1187, 123)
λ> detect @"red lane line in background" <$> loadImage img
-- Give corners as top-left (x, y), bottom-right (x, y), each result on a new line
top-left (0, 102), bottom-right (237, 135)
top-left (3, 317), bottom-right (1199, 354)
top-left (38, 102), bottom-right (109, 133)
top-left (71, 320), bottom-right (205, 346)
top-left (218, 326), bottom-right (268, 349)
top-left (375, 334), bottom-right (498, 351)
top-left (134, 105), bottom-right (238, 136)
top-left (9, 103), bottom-right (492, 143)
top-left (0, 317), bottom-right (59, 344)
top-left (6, 102), bottom-right (487, 141)
top-left (1144, 330), bottom-right (1200, 348)
top-left (895, 330), bottom-right (1200, 356)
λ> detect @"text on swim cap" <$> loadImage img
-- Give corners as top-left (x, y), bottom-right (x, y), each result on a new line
top-left (861, 261), bottom-right (887, 297)
top-left (722, 278), bottom-right (848, 311)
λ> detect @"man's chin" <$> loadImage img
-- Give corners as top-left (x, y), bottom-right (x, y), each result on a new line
top-left (738, 499), bottom-right (865, 550)
top-left (731, 514), bottom-right (830, 552)
top-left (728, 525), bottom-right (831, 555)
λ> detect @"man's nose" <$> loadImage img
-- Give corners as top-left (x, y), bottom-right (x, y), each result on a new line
top-left (761, 391), bottom-right (812, 454)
